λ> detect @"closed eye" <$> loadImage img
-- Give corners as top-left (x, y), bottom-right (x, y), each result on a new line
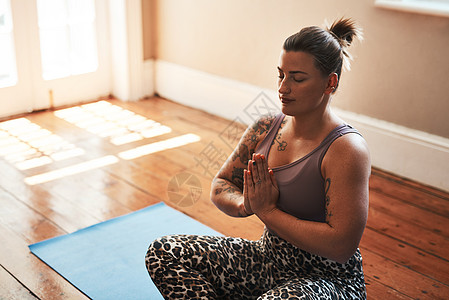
top-left (277, 67), bottom-right (284, 79)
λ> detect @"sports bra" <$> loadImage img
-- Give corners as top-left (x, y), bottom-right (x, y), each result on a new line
top-left (255, 113), bottom-right (361, 223)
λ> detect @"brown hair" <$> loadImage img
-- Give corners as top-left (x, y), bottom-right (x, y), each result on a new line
top-left (283, 18), bottom-right (362, 90)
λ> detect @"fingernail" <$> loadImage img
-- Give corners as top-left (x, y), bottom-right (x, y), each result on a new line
top-left (252, 160), bottom-right (256, 165)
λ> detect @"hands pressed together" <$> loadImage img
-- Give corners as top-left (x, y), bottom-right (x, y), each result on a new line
top-left (243, 153), bottom-right (279, 217)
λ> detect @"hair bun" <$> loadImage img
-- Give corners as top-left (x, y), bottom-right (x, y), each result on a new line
top-left (327, 17), bottom-right (363, 48)
top-left (326, 17), bottom-right (363, 71)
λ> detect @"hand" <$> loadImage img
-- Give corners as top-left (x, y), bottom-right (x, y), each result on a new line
top-left (244, 153), bottom-right (279, 217)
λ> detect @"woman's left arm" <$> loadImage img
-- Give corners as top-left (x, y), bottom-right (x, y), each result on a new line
top-left (246, 134), bottom-right (371, 264)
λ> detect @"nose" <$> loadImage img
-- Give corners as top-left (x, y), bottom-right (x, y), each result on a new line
top-left (278, 78), bottom-right (290, 94)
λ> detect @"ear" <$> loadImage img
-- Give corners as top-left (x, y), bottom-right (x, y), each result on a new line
top-left (324, 73), bottom-right (339, 95)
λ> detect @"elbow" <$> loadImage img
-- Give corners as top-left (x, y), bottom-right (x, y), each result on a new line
top-left (326, 233), bottom-right (360, 263)
top-left (330, 225), bottom-right (366, 264)
top-left (330, 243), bottom-right (359, 264)
top-left (210, 179), bottom-right (218, 205)
top-left (210, 176), bottom-right (226, 208)
top-left (333, 251), bottom-right (356, 264)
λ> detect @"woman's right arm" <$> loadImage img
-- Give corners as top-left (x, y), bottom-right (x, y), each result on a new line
top-left (211, 115), bottom-right (276, 217)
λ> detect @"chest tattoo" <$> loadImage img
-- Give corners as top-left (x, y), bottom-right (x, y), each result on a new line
top-left (271, 119), bottom-right (288, 151)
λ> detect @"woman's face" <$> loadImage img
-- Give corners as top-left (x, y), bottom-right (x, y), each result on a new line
top-left (277, 50), bottom-right (335, 117)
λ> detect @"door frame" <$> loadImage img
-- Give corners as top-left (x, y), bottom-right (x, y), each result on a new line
top-left (1, 0), bottom-right (153, 119)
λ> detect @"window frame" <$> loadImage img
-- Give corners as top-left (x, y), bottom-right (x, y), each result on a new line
top-left (375, 0), bottom-right (449, 17)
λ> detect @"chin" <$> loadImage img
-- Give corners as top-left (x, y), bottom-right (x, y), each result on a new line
top-left (281, 106), bottom-right (295, 116)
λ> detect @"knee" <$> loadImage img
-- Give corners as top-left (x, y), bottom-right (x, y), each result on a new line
top-left (146, 236), bottom-right (166, 257)
top-left (146, 235), bottom-right (183, 256)
top-left (145, 236), bottom-right (169, 274)
top-left (145, 235), bottom-right (185, 269)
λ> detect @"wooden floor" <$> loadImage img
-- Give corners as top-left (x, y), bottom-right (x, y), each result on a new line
top-left (0, 97), bottom-right (448, 299)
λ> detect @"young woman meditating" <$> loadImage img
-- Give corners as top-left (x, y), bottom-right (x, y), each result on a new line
top-left (146, 17), bottom-right (370, 299)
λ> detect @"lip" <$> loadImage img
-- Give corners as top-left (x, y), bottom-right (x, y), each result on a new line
top-left (280, 97), bottom-right (295, 104)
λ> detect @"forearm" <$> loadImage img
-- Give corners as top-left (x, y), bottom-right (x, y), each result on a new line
top-left (210, 177), bottom-right (247, 217)
top-left (258, 208), bottom-right (359, 263)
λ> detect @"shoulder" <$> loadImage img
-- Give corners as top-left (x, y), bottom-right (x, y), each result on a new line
top-left (249, 113), bottom-right (279, 136)
top-left (215, 113), bottom-right (279, 188)
top-left (329, 130), bottom-right (369, 157)
top-left (223, 113), bottom-right (279, 166)
top-left (322, 130), bottom-right (371, 179)
top-left (241, 113), bottom-right (279, 147)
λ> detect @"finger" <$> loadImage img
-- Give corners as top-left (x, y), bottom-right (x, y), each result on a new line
top-left (269, 168), bottom-right (278, 189)
top-left (261, 154), bottom-right (268, 172)
top-left (247, 169), bottom-right (254, 188)
top-left (244, 169), bottom-right (248, 195)
top-left (250, 159), bottom-right (260, 184)
top-left (259, 154), bottom-right (269, 181)
top-left (252, 153), bottom-right (260, 177)
top-left (247, 159), bottom-right (252, 177)
top-left (244, 171), bottom-right (253, 208)
top-left (248, 159), bottom-right (256, 183)
top-left (254, 154), bottom-right (266, 181)
top-left (242, 170), bottom-right (253, 216)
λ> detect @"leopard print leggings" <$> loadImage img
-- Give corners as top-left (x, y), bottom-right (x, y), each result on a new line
top-left (145, 229), bottom-right (366, 299)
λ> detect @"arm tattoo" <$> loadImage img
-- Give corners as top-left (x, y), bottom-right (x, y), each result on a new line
top-left (231, 144), bottom-right (250, 164)
top-left (246, 115), bottom-right (276, 146)
top-left (231, 167), bottom-right (244, 190)
top-left (214, 179), bottom-right (240, 195)
top-left (324, 178), bottom-right (333, 224)
top-left (230, 115), bottom-right (275, 164)
top-left (220, 115), bottom-right (276, 194)
top-left (251, 116), bottom-right (273, 136)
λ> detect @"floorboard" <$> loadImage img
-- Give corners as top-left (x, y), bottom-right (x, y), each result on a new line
top-left (0, 265), bottom-right (38, 300)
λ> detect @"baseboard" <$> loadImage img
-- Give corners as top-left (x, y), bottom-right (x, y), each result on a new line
top-left (332, 108), bottom-right (449, 192)
top-left (154, 60), bottom-right (449, 192)
top-left (154, 60), bottom-right (279, 125)
top-left (142, 59), bottom-right (155, 98)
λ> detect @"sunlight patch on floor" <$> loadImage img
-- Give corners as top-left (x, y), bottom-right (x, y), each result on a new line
top-left (24, 134), bottom-right (201, 185)
top-left (24, 155), bottom-right (119, 185)
top-left (1, 101), bottom-right (201, 185)
top-left (118, 133), bottom-right (201, 160)
top-left (54, 101), bottom-right (172, 145)
top-left (0, 118), bottom-right (85, 170)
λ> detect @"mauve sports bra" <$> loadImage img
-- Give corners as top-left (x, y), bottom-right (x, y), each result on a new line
top-left (255, 113), bottom-right (361, 223)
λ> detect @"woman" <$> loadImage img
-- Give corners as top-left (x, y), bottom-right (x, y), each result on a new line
top-left (146, 17), bottom-right (370, 299)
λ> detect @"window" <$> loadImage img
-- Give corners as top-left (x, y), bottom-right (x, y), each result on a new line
top-left (37, 0), bottom-right (99, 80)
top-left (375, 0), bottom-right (449, 17)
top-left (0, 0), bottom-right (18, 88)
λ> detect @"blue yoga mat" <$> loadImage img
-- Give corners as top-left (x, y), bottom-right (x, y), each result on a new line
top-left (29, 202), bottom-right (221, 300)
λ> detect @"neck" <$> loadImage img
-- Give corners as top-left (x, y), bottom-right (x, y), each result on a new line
top-left (288, 98), bottom-right (340, 139)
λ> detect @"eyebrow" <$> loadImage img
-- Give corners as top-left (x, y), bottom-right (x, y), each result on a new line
top-left (277, 67), bottom-right (308, 75)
